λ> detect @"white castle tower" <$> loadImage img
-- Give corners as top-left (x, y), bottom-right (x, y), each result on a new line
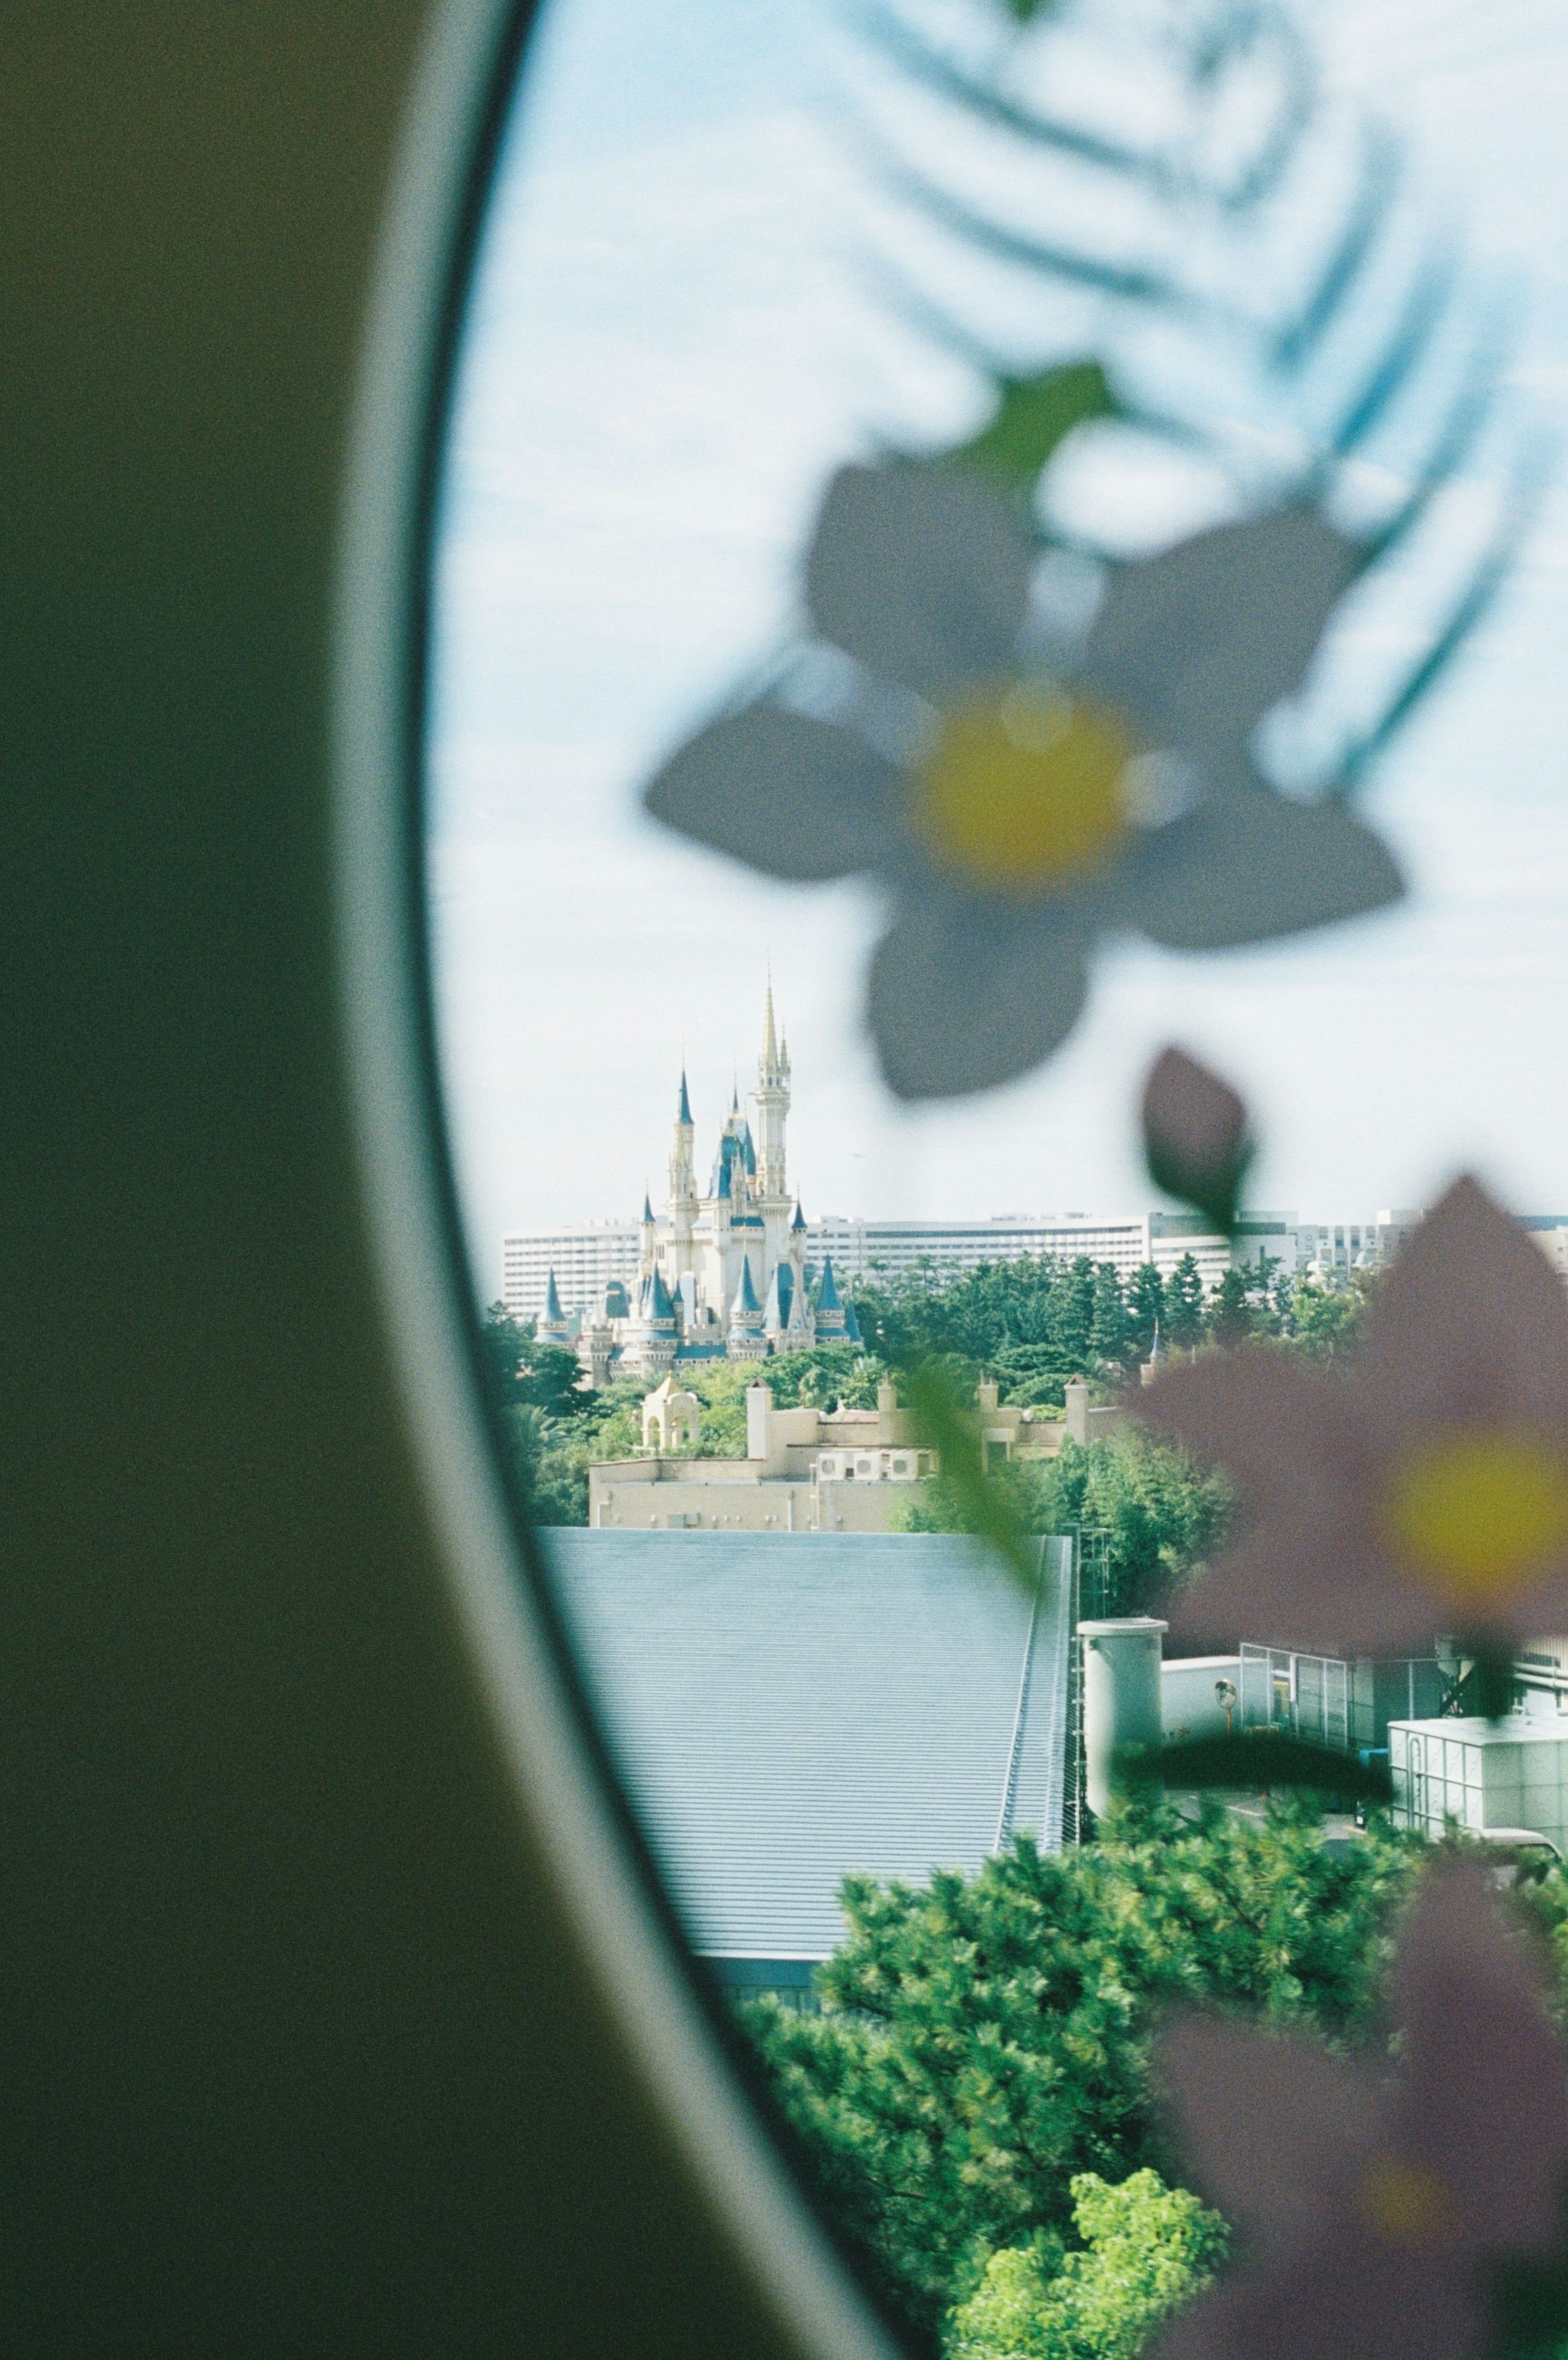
top-left (754, 981), bottom-right (790, 1202)
top-left (577, 989), bottom-right (860, 1383)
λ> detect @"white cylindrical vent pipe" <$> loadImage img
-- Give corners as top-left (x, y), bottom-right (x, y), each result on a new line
top-left (1079, 1617), bottom-right (1168, 1819)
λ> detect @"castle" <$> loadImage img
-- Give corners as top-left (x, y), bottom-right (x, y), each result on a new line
top-left (538, 989), bottom-right (861, 1387)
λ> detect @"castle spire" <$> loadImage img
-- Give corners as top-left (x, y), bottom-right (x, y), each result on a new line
top-left (668, 1070), bottom-right (696, 1233)
top-left (753, 980), bottom-right (790, 1202)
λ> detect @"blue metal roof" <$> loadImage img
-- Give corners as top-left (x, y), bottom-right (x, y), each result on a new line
top-left (545, 1532), bottom-right (1071, 1964)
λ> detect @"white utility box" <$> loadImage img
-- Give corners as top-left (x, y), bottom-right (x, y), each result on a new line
top-left (1389, 1716), bottom-right (1568, 1852)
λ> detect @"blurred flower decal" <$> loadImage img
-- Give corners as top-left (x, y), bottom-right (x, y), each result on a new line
top-left (1152, 1862), bottom-right (1568, 2360)
top-left (636, 0), bottom-right (1536, 1103)
top-left (1143, 1045), bottom-right (1256, 1237)
top-left (1139, 1176), bottom-right (1568, 1664)
top-left (646, 463), bottom-right (1403, 1100)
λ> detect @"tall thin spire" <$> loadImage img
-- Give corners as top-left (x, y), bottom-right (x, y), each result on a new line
top-left (678, 1069), bottom-right (692, 1127)
top-left (762, 977), bottom-right (779, 1071)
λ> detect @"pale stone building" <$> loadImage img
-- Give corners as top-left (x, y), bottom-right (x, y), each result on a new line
top-left (587, 1377), bottom-right (1101, 1533)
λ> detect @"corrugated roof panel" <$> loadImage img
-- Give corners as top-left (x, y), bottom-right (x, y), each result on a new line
top-left (545, 1530), bottom-right (1071, 1961)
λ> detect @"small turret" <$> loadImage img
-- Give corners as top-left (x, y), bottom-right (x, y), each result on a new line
top-left (537, 1269), bottom-right (571, 1344)
top-left (728, 1255), bottom-right (767, 1359)
top-left (762, 1258), bottom-right (793, 1339)
top-left (626, 1263), bottom-right (678, 1378)
top-left (815, 1254), bottom-right (847, 1340)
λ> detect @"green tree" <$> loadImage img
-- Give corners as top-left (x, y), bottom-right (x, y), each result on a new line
top-left (517, 1339), bottom-right (590, 1419)
top-left (1088, 1264), bottom-right (1131, 1368)
top-left (1163, 1256), bottom-right (1205, 1349)
top-left (1125, 1265), bottom-right (1165, 1362)
top-left (1057, 1257), bottom-right (1097, 1366)
top-left (949, 2169), bottom-right (1228, 2360)
top-left (500, 1404), bottom-right (592, 1525)
top-left (993, 1343), bottom-right (1072, 1409)
top-left (910, 1428), bottom-right (1231, 1619)
top-left (480, 1301), bottom-right (532, 1403)
top-left (745, 1795), bottom-right (1420, 2330)
top-left (1285, 1275), bottom-right (1375, 1361)
top-left (1205, 1266), bottom-right (1253, 1349)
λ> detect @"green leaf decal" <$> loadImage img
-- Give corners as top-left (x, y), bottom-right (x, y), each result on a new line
top-left (898, 1356), bottom-right (1042, 1593)
top-left (1116, 1732), bottom-right (1395, 1803)
top-left (944, 360), bottom-right (1119, 495)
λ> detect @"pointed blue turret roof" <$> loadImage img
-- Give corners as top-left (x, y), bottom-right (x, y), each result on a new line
top-left (678, 1070), bottom-right (693, 1125)
top-left (543, 1268), bottom-right (565, 1322)
top-left (762, 1260), bottom-right (793, 1334)
top-left (737, 1254), bottom-right (761, 1314)
top-left (791, 1200), bottom-right (806, 1233)
top-left (642, 1191), bottom-right (655, 1225)
top-left (715, 1144), bottom-right (732, 1200)
top-left (816, 1255), bottom-right (842, 1311)
top-left (843, 1300), bottom-right (863, 1347)
top-left (648, 1266), bottom-right (675, 1322)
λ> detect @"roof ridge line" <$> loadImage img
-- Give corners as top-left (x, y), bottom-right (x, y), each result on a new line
top-left (993, 1541), bottom-right (1045, 1854)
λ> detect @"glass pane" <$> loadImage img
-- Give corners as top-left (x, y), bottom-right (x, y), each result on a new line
top-left (428, 0), bottom-right (1568, 2344)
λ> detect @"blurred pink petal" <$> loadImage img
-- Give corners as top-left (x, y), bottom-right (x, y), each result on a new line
top-left (1157, 2015), bottom-right (1381, 2258)
top-left (1163, 1531), bottom-right (1446, 1657)
top-left (1156, 2235), bottom-right (1481, 2360)
top-left (1140, 1177), bottom-right (1568, 1656)
top-left (1140, 1350), bottom-right (1370, 1531)
top-left (1152, 1867), bottom-right (1568, 2360)
top-left (1359, 1178), bottom-right (1568, 1449)
top-left (1393, 1863), bottom-right (1568, 2255)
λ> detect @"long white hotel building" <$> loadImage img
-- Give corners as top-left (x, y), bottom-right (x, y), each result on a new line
top-left (501, 1203), bottom-right (1445, 1327)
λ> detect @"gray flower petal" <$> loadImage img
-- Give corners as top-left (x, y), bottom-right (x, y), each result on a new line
top-left (867, 886), bottom-right (1092, 1100)
top-left (1120, 786), bottom-right (1403, 951)
top-left (1078, 510), bottom-right (1361, 765)
top-left (644, 701), bottom-right (901, 882)
top-left (806, 462), bottom-right (1031, 700)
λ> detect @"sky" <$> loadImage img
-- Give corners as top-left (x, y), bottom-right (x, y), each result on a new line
top-left (426, 0), bottom-right (1568, 1294)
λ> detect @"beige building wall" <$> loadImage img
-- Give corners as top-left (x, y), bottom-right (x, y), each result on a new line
top-left (587, 1458), bottom-right (940, 1534)
top-left (587, 1377), bottom-right (1116, 1531)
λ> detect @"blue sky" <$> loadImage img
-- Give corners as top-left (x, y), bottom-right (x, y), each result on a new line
top-left (428, 0), bottom-right (1568, 1290)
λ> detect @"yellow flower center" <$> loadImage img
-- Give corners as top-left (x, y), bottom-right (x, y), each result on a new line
top-left (1359, 2160), bottom-right (1449, 2247)
top-left (1379, 1430), bottom-right (1568, 1608)
top-left (911, 684), bottom-right (1135, 891)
